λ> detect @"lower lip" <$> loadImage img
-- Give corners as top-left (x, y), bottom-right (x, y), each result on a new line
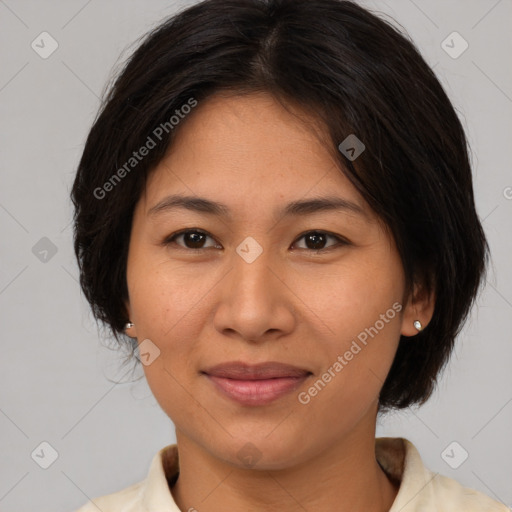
top-left (205, 374), bottom-right (310, 406)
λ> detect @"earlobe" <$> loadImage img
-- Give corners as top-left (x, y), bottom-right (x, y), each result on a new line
top-left (400, 282), bottom-right (435, 337)
top-left (124, 322), bottom-right (137, 337)
top-left (125, 322), bottom-right (135, 329)
top-left (413, 320), bottom-right (423, 332)
top-left (123, 300), bottom-right (137, 337)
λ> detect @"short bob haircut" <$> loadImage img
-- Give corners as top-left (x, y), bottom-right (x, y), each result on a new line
top-left (71, 0), bottom-right (489, 411)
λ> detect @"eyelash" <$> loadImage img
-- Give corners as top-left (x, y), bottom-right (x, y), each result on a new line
top-left (162, 228), bottom-right (349, 254)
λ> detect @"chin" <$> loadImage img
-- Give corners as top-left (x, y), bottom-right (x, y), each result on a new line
top-left (210, 432), bottom-right (307, 471)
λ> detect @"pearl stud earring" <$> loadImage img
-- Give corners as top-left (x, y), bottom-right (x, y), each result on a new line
top-left (413, 320), bottom-right (423, 332)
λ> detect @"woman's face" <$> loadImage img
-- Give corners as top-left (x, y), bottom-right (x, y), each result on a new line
top-left (125, 92), bottom-right (421, 469)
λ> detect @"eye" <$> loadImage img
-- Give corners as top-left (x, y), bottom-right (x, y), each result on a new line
top-left (292, 230), bottom-right (347, 252)
top-left (162, 229), bottom-right (348, 253)
top-left (163, 229), bottom-right (221, 250)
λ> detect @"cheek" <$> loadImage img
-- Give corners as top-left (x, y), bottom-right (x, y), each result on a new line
top-left (302, 249), bottom-right (404, 339)
top-left (299, 306), bottom-right (402, 433)
top-left (128, 254), bottom-right (214, 338)
top-left (127, 257), bottom-right (214, 395)
top-left (307, 247), bottom-right (404, 391)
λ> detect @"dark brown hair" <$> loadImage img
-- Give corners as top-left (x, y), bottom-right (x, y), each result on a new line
top-left (71, 0), bottom-right (489, 411)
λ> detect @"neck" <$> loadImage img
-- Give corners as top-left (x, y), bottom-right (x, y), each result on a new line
top-left (170, 410), bottom-right (399, 512)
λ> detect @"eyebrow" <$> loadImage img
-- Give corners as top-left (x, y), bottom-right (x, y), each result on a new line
top-left (147, 194), bottom-right (368, 220)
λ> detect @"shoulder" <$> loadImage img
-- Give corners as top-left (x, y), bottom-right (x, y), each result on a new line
top-left (429, 471), bottom-right (509, 511)
top-left (376, 437), bottom-right (509, 512)
top-left (72, 480), bottom-right (144, 512)
top-left (71, 443), bottom-right (180, 512)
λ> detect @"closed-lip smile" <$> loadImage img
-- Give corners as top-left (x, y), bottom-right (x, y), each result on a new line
top-left (201, 361), bottom-right (312, 406)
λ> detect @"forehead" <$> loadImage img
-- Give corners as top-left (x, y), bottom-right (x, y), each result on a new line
top-left (139, 92), bottom-right (371, 221)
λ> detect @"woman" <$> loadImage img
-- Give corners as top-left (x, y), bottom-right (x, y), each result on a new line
top-left (71, 0), bottom-right (507, 510)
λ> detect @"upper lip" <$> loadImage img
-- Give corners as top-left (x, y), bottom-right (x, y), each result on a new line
top-left (202, 361), bottom-right (312, 380)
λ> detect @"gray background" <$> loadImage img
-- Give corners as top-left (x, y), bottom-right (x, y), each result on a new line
top-left (0, 0), bottom-right (511, 510)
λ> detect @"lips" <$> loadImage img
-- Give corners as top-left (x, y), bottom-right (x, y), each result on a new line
top-left (201, 361), bottom-right (312, 406)
top-left (202, 361), bottom-right (311, 379)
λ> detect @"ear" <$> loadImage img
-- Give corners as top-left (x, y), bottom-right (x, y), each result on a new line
top-left (400, 280), bottom-right (435, 337)
top-left (123, 299), bottom-right (138, 338)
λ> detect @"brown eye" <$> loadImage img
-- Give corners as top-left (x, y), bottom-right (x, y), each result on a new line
top-left (163, 229), bottom-right (347, 253)
top-left (164, 229), bottom-right (220, 250)
top-left (293, 231), bottom-right (347, 251)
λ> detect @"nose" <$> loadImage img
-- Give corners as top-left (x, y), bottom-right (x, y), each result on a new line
top-left (212, 245), bottom-right (296, 343)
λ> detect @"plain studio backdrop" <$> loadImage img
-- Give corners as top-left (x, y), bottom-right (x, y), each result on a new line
top-left (0, 1), bottom-right (511, 510)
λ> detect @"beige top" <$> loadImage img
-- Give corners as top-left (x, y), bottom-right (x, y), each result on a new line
top-left (74, 437), bottom-right (508, 511)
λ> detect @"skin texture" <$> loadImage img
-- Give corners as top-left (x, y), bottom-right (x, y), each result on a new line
top-left (124, 91), bottom-right (434, 512)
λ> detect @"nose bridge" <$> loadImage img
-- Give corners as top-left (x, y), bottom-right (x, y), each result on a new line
top-left (230, 237), bottom-right (275, 305)
top-left (213, 237), bottom-right (295, 341)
